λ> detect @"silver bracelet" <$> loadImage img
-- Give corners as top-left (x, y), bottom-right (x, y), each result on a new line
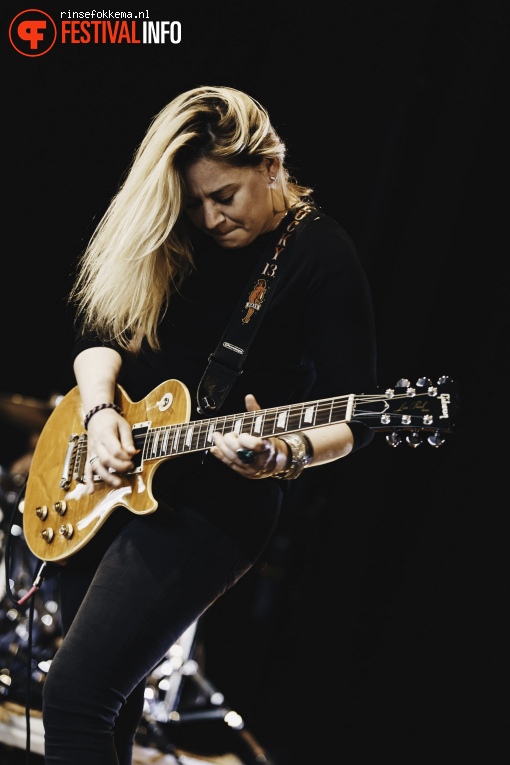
top-left (275, 432), bottom-right (314, 480)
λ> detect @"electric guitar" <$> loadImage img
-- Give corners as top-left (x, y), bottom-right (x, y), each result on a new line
top-left (22, 375), bottom-right (457, 563)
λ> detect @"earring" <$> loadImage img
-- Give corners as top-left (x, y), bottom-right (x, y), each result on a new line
top-left (269, 175), bottom-right (276, 182)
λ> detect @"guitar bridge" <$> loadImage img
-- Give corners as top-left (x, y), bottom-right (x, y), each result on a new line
top-left (61, 434), bottom-right (80, 489)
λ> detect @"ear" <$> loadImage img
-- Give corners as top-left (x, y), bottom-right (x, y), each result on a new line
top-left (266, 158), bottom-right (280, 183)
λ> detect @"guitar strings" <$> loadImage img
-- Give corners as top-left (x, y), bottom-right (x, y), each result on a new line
top-left (73, 391), bottom-right (439, 466)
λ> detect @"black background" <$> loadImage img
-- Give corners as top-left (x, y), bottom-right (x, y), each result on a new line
top-left (1, 2), bottom-right (508, 763)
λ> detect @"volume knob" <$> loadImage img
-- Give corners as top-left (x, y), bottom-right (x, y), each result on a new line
top-left (59, 524), bottom-right (74, 539)
top-left (41, 528), bottom-right (54, 543)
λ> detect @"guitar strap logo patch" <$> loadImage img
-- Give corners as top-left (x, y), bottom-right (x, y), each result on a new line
top-left (242, 279), bottom-right (267, 324)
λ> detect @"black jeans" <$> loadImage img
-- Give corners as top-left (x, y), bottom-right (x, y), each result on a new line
top-left (42, 504), bottom-right (252, 765)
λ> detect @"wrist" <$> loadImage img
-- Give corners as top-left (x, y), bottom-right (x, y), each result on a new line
top-left (273, 432), bottom-right (314, 480)
top-left (271, 438), bottom-right (291, 476)
top-left (84, 402), bottom-right (123, 430)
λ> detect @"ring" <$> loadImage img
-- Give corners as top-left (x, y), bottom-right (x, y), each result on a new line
top-left (89, 456), bottom-right (100, 465)
top-left (236, 448), bottom-right (256, 465)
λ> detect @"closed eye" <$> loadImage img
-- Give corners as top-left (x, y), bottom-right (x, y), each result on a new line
top-left (184, 194), bottom-right (234, 209)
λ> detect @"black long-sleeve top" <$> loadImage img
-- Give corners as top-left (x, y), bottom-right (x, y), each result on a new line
top-left (71, 213), bottom-right (377, 561)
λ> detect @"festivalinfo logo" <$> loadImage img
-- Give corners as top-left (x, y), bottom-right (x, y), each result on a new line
top-left (8, 8), bottom-right (181, 57)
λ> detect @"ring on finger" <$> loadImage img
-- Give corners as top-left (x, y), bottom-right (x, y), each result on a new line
top-left (236, 448), bottom-right (257, 465)
top-left (89, 456), bottom-right (100, 465)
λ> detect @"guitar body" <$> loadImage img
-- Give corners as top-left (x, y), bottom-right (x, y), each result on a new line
top-left (23, 379), bottom-right (191, 563)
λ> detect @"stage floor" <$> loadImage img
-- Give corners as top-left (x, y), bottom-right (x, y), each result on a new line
top-left (0, 703), bottom-right (263, 765)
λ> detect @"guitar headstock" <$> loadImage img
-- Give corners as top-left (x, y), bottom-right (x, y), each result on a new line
top-left (353, 375), bottom-right (458, 448)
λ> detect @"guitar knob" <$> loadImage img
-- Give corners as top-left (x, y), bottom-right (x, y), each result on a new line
top-left (427, 431), bottom-right (446, 448)
top-left (36, 506), bottom-right (48, 520)
top-left (386, 432), bottom-right (402, 447)
top-left (59, 524), bottom-right (74, 539)
top-left (54, 501), bottom-right (67, 516)
top-left (41, 528), bottom-right (54, 543)
top-left (406, 431), bottom-right (422, 448)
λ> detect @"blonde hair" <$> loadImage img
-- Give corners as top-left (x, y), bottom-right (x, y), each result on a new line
top-left (69, 85), bottom-right (313, 352)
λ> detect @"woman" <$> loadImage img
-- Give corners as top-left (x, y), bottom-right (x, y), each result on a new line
top-left (42, 85), bottom-right (377, 764)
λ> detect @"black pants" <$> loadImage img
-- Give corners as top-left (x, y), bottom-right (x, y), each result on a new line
top-left (42, 504), bottom-right (253, 765)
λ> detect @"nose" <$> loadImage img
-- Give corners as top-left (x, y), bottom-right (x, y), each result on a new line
top-left (202, 201), bottom-right (225, 230)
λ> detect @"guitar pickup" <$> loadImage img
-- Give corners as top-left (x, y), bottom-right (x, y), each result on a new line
top-left (129, 422), bottom-right (150, 473)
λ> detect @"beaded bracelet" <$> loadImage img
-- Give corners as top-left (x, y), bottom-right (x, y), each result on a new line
top-left (84, 402), bottom-right (123, 430)
top-left (274, 432), bottom-right (314, 480)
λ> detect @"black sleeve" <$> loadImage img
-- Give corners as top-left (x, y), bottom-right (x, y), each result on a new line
top-left (300, 216), bottom-right (378, 452)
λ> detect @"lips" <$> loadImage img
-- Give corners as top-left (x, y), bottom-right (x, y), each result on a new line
top-left (212, 229), bottom-right (236, 238)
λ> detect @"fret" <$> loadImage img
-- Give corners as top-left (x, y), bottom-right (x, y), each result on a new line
top-left (244, 411), bottom-right (257, 436)
top-left (252, 412), bottom-right (264, 435)
top-left (148, 430), bottom-right (156, 457)
top-left (275, 409), bottom-right (290, 432)
top-left (287, 407), bottom-right (304, 431)
top-left (184, 424), bottom-right (194, 450)
top-left (192, 421), bottom-right (202, 451)
top-left (152, 430), bottom-right (162, 457)
top-left (302, 403), bottom-right (317, 427)
top-left (161, 427), bottom-right (170, 455)
top-left (146, 432), bottom-right (155, 458)
top-left (261, 410), bottom-right (277, 437)
top-left (259, 409), bottom-right (268, 437)
top-left (197, 420), bottom-right (209, 450)
top-left (317, 400), bottom-right (333, 427)
top-left (205, 422), bottom-right (215, 445)
top-left (177, 425), bottom-right (188, 453)
top-left (217, 416), bottom-right (229, 436)
top-left (171, 425), bottom-right (181, 454)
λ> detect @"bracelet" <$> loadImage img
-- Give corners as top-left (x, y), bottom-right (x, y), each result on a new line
top-left (84, 402), bottom-right (123, 430)
top-left (274, 432), bottom-right (314, 480)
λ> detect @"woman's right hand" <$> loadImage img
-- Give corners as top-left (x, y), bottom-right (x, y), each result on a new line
top-left (84, 408), bottom-right (138, 493)
top-left (72, 347), bottom-right (136, 493)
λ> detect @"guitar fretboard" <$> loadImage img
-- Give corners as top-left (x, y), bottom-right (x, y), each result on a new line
top-left (137, 395), bottom-right (354, 461)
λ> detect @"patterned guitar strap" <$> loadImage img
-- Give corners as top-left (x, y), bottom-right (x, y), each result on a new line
top-left (196, 203), bottom-right (321, 414)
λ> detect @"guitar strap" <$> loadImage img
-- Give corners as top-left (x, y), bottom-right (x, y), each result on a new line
top-left (196, 203), bottom-right (321, 414)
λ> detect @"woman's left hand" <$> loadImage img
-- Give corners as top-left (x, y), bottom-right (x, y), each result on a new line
top-left (210, 394), bottom-right (288, 479)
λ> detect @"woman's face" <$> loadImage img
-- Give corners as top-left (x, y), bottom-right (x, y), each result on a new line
top-left (183, 157), bottom-right (279, 249)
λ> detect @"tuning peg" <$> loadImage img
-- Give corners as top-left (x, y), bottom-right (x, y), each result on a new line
top-left (386, 432), bottom-right (402, 448)
top-left (416, 377), bottom-right (432, 389)
top-left (427, 431), bottom-right (446, 448)
top-left (406, 431), bottom-right (422, 448)
top-left (395, 378), bottom-right (411, 389)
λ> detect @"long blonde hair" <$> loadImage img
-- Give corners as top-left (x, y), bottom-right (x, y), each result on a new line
top-left (69, 85), bottom-right (313, 352)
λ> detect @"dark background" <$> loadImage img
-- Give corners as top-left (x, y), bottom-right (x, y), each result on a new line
top-left (1, 2), bottom-right (508, 763)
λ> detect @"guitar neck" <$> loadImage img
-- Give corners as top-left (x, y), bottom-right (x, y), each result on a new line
top-left (136, 394), bottom-right (353, 462)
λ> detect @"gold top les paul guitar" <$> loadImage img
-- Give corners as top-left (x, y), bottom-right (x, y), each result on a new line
top-left (22, 375), bottom-right (457, 563)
